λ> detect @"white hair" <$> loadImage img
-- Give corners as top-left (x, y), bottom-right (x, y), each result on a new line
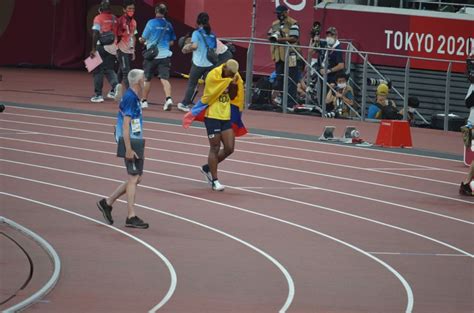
top-left (128, 69), bottom-right (145, 86)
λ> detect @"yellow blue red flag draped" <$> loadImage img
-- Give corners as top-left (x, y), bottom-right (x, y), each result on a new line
top-left (182, 64), bottom-right (247, 137)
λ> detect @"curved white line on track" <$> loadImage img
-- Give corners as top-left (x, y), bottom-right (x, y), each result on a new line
top-left (0, 120), bottom-right (471, 205)
top-left (0, 192), bottom-right (177, 313)
top-left (0, 166), bottom-right (413, 312)
top-left (1, 215), bottom-right (61, 313)
top-left (2, 142), bottom-right (474, 256)
top-left (0, 174), bottom-right (295, 313)
top-left (2, 108), bottom-right (465, 170)
top-left (2, 147), bottom-right (472, 258)
top-left (1, 135), bottom-right (472, 226)
top-left (3, 111), bottom-right (462, 186)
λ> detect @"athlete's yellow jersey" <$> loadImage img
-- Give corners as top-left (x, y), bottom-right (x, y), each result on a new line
top-left (205, 91), bottom-right (231, 120)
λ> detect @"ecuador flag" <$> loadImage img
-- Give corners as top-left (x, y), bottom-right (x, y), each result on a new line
top-left (182, 64), bottom-right (248, 137)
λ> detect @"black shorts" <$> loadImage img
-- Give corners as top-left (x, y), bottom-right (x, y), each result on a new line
top-left (124, 158), bottom-right (144, 176)
top-left (143, 57), bottom-right (171, 81)
top-left (204, 118), bottom-right (232, 136)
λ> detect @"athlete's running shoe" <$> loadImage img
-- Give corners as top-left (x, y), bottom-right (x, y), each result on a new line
top-left (212, 179), bottom-right (225, 191)
top-left (200, 164), bottom-right (213, 185)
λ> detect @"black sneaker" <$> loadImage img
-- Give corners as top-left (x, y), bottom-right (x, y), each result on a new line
top-left (200, 164), bottom-right (213, 185)
top-left (459, 182), bottom-right (472, 196)
top-left (97, 198), bottom-right (113, 225)
top-left (125, 216), bottom-right (149, 229)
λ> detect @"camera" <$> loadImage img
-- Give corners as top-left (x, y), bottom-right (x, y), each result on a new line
top-left (467, 57), bottom-right (474, 83)
top-left (269, 31), bottom-right (281, 43)
top-left (367, 77), bottom-right (392, 89)
top-left (325, 108), bottom-right (342, 118)
top-left (310, 22), bottom-right (321, 38)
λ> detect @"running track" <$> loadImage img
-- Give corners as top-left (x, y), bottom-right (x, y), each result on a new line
top-left (0, 104), bottom-right (473, 313)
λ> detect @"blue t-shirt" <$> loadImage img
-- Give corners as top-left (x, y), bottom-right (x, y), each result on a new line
top-left (191, 28), bottom-right (217, 67)
top-left (142, 18), bottom-right (176, 59)
top-left (367, 104), bottom-right (381, 119)
top-left (116, 89), bottom-right (143, 141)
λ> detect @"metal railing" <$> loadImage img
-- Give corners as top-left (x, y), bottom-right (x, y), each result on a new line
top-left (325, 0), bottom-right (474, 11)
top-left (222, 37), bottom-right (467, 132)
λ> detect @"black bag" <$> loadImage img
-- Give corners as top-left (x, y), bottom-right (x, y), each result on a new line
top-left (199, 30), bottom-right (218, 65)
top-left (251, 76), bottom-right (273, 108)
top-left (142, 45), bottom-right (159, 61)
top-left (142, 22), bottom-right (169, 61)
top-left (117, 137), bottom-right (146, 159)
top-left (381, 102), bottom-right (402, 120)
top-left (98, 15), bottom-right (116, 45)
top-left (99, 31), bottom-right (115, 45)
top-left (225, 43), bottom-right (236, 54)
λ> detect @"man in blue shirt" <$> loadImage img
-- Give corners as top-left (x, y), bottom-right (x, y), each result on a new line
top-left (97, 69), bottom-right (149, 229)
top-left (139, 3), bottom-right (176, 110)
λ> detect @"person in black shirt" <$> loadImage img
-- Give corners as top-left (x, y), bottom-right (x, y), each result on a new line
top-left (319, 27), bottom-right (344, 84)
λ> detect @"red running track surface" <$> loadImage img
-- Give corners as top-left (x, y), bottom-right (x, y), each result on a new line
top-left (0, 68), bottom-right (473, 313)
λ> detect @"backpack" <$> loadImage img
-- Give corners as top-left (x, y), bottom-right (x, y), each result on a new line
top-left (381, 101), bottom-right (402, 120)
top-left (198, 30), bottom-right (218, 65)
top-left (250, 76), bottom-right (273, 110)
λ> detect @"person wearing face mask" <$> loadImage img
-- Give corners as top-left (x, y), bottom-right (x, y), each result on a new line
top-left (320, 27), bottom-right (344, 84)
top-left (325, 72), bottom-right (354, 118)
top-left (267, 5), bottom-right (300, 109)
top-left (115, 0), bottom-right (137, 95)
top-left (90, 0), bottom-right (119, 103)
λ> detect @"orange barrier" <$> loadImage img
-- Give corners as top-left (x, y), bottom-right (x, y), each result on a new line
top-left (375, 120), bottom-right (413, 148)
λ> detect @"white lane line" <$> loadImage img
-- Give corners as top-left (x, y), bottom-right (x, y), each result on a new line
top-left (0, 135), bottom-right (472, 226)
top-left (0, 113), bottom-right (465, 182)
top-left (0, 164), bottom-right (413, 313)
top-left (0, 121), bottom-right (468, 204)
top-left (2, 131), bottom-right (473, 223)
top-left (2, 147), bottom-right (472, 259)
top-left (1, 215), bottom-right (61, 313)
top-left (369, 252), bottom-right (470, 257)
top-left (236, 137), bottom-right (281, 140)
top-left (0, 193), bottom-right (177, 313)
top-left (0, 173), bottom-right (295, 313)
top-left (239, 187), bottom-right (317, 190)
top-left (367, 168), bottom-right (441, 171)
top-left (0, 131), bottom-right (39, 135)
top-left (2, 109), bottom-right (465, 171)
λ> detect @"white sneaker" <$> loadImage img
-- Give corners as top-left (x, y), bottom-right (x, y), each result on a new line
top-left (164, 98), bottom-right (173, 111)
top-left (177, 102), bottom-right (190, 112)
top-left (200, 165), bottom-right (213, 185)
top-left (212, 180), bottom-right (225, 191)
top-left (141, 99), bottom-right (149, 109)
top-left (91, 95), bottom-right (104, 103)
top-left (114, 84), bottom-right (123, 101)
top-left (274, 96), bottom-right (282, 105)
top-left (106, 86), bottom-right (117, 99)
